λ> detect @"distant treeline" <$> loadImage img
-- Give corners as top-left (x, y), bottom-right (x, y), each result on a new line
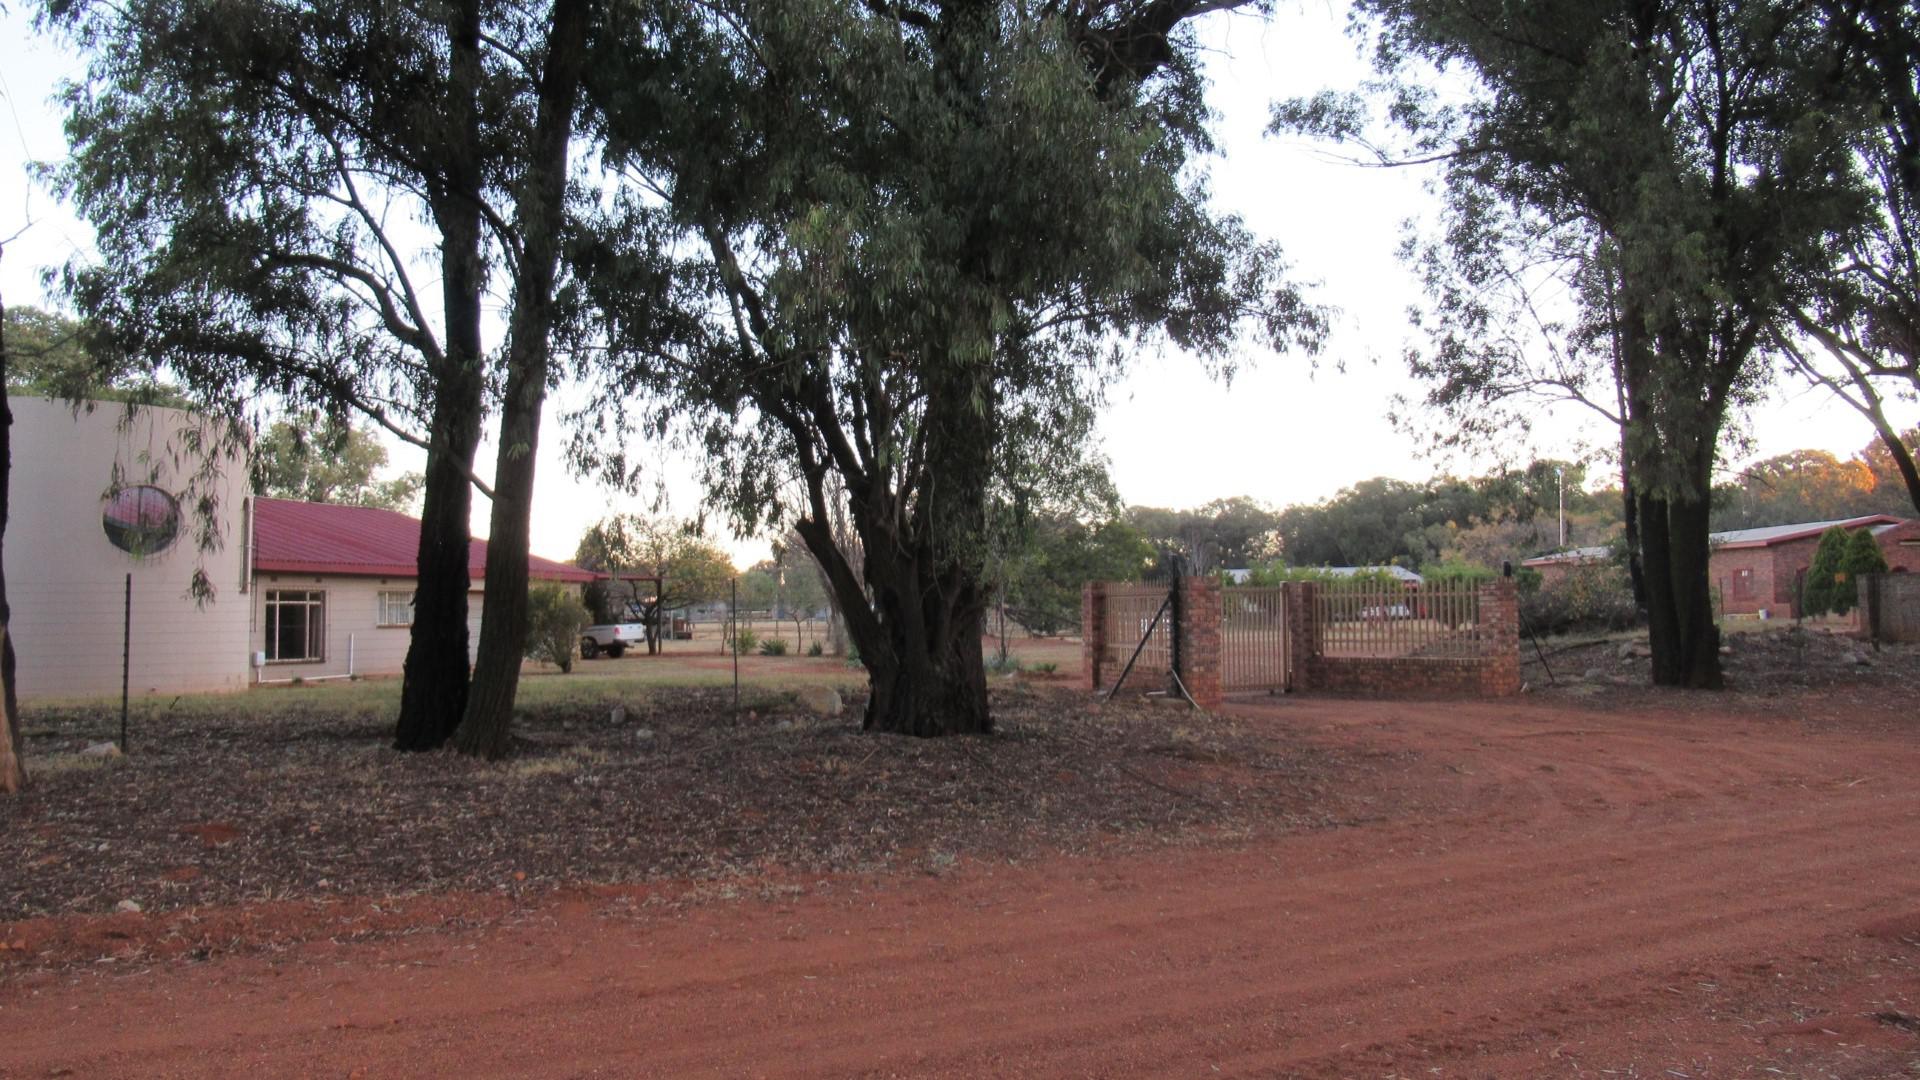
top-left (1126, 432), bottom-right (1916, 576)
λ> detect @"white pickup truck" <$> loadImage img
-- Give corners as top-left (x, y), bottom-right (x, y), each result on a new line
top-left (578, 622), bottom-right (646, 659)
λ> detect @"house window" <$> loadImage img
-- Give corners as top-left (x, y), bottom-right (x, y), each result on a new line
top-left (1732, 568), bottom-right (1755, 600)
top-left (265, 590), bottom-right (325, 662)
top-left (377, 590), bottom-right (415, 627)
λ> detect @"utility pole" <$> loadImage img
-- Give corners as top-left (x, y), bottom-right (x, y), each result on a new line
top-left (1557, 466), bottom-right (1566, 548)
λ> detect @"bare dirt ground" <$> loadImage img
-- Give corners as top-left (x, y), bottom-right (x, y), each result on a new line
top-left (5, 644), bottom-right (1920, 1076)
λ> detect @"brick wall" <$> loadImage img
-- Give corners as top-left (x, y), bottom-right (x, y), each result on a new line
top-left (1296, 579), bottom-right (1520, 699)
top-left (1081, 577), bottom-right (1521, 705)
top-left (1877, 520), bottom-right (1920, 574)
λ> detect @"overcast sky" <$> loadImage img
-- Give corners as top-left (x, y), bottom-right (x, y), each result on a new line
top-left (2, 3), bottom-right (1910, 567)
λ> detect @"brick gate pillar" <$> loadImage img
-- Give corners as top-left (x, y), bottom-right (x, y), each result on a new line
top-left (1080, 581), bottom-right (1107, 691)
top-left (1478, 578), bottom-right (1521, 696)
top-left (1176, 575), bottom-right (1223, 710)
top-left (1282, 581), bottom-right (1319, 692)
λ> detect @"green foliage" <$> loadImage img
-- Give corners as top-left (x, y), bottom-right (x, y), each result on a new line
top-left (1802, 527), bottom-right (1853, 617)
top-left (4, 304), bottom-right (188, 406)
top-left (255, 413), bottom-right (421, 511)
top-left (732, 629), bottom-right (759, 656)
top-left (574, 515), bottom-right (736, 619)
top-left (1031, 662), bottom-right (1058, 675)
top-left (1126, 497), bottom-right (1284, 571)
top-left (1519, 566), bottom-right (1641, 637)
top-left (806, 641), bottom-right (824, 658)
top-left (1418, 560), bottom-right (1497, 590)
top-left (574, 0), bottom-right (1323, 731)
top-left (1845, 528), bottom-right (1891, 580)
top-left (524, 585), bottom-right (591, 675)
top-left (757, 638), bottom-right (788, 657)
top-left (1000, 512), bottom-right (1155, 635)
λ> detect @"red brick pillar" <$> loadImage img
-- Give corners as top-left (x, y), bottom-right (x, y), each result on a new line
top-left (1283, 581), bottom-right (1319, 692)
top-left (1479, 578), bottom-right (1521, 696)
top-left (1081, 581), bottom-right (1107, 691)
top-left (1176, 575), bottom-right (1223, 710)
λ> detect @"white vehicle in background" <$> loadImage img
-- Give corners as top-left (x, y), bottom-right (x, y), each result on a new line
top-left (579, 621), bottom-right (646, 659)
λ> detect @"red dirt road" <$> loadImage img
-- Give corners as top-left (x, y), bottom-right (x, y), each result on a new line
top-left (7, 694), bottom-right (1920, 1077)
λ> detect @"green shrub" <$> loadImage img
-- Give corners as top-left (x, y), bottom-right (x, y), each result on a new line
top-left (1032, 661), bottom-right (1058, 674)
top-left (758, 637), bottom-right (789, 656)
top-left (732, 628), bottom-right (759, 655)
top-left (1418, 559), bottom-right (1497, 590)
top-left (986, 652), bottom-right (1024, 674)
top-left (525, 583), bottom-right (592, 673)
top-left (1842, 528), bottom-right (1890, 613)
top-left (1519, 564), bottom-right (1639, 636)
top-left (1803, 526), bottom-right (1852, 617)
top-left (806, 641), bottom-right (824, 657)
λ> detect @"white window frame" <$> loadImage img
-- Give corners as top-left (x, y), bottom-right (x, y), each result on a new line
top-left (264, 589), bottom-right (327, 663)
top-left (377, 589), bottom-right (415, 627)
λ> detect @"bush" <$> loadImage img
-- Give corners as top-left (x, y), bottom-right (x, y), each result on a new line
top-left (732, 628), bottom-right (759, 655)
top-left (758, 637), bottom-right (789, 656)
top-left (806, 641), bottom-right (824, 657)
top-left (1519, 565), bottom-right (1639, 636)
top-left (986, 652), bottom-right (1024, 674)
top-left (1842, 528), bottom-right (1890, 612)
top-left (525, 583), bottom-right (591, 673)
top-left (1802, 526), bottom-right (1851, 617)
top-left (1418, 559), bottom-right (1497, 590)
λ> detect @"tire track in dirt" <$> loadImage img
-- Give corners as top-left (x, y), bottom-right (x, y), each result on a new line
top-left (4, 697), bottom-right (1919, 1078)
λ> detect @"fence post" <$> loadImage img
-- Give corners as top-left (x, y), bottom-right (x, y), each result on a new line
top-left (1175, 575), bottom-right (1223, 710)
top-left (1478, 578), bottom-right (1521, 696)
top-left (1081, 581), bottom-right (1106, 691)
top-left (1283, 581), bottom-right (1318, 692)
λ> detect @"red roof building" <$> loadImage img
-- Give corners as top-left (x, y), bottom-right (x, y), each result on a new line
top-left (252, 497), bottom-right (594, 583)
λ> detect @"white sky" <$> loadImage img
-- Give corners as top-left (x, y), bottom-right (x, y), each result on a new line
top-left (1, 3), bottom-right (1910, 568)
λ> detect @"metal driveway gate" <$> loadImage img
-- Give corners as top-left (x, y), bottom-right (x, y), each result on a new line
top-left (1222, 586), bottom-right (1290, 693)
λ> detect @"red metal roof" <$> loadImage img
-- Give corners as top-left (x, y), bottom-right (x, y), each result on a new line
top-left (252, 497), bottom-right (595, 583)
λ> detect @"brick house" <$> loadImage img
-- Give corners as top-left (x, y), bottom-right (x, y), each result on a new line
top-left (1709, 515), bottom-right (1911, 619)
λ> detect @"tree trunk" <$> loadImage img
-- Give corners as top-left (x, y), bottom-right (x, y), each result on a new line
top-left (1619, 455), bottom-right (1648, 610)
top-left (1636, 467), bottom-right (1723, 689)
top-left (0, 273), bottom-right (24, 794)
top-left (394, 362), bottom-right (485, 751)
top-left (813, 360), bottom-right (996, 737)
top-left (458, 0), bottom-right (593, 760)
top-left (394, 0), bottom-right (488, 753)
top-left (856, 556), bottom-right (992, 735)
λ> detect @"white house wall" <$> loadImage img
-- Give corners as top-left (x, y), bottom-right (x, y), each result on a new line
top-left (8, 397), bottom-right (251, 700)
top-left (249, 583), bottom-right (557, 681)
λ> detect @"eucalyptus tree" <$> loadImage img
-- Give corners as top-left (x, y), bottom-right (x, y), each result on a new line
top-left (49, 0), bottom-right (501, 749)
top-left (50, 0), bottom-right (608, 754)
top-left (578, 0), bottom-right (1321, 734)
top-left (1777, 0), bottom-right (1920, 514)
top-left (1281, 0), bottom-right (1872, 687)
